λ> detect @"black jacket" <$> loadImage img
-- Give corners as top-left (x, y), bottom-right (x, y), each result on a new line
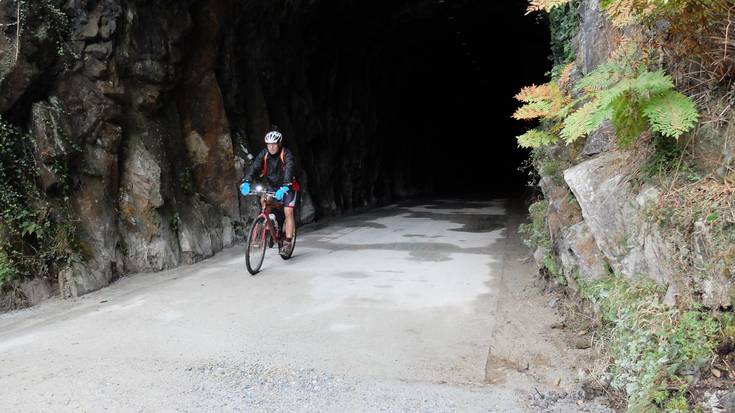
top-left (242, 147), bottom-right (296, 189)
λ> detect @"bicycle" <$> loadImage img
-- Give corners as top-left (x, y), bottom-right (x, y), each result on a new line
top-left (243, 186), bottom-right (297, 275)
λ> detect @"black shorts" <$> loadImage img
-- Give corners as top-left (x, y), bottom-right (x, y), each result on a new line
top-left (271, 188), bottom-right (298, 209)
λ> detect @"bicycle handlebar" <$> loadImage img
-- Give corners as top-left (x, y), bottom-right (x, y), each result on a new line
top-left (245, 191), bottom-right (285, 205)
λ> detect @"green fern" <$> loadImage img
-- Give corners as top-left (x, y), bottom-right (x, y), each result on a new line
top-left (628, 70), bottom-right (674, 96)
top-left (611, 92), bottom-right (647, 148)
top-left (517, 129), bottom-right (559, 148)
top-left (513, 44), bottom-right (698, 149)
top-left (527, 0), bottom-right (573, 13)
top-left (564, 69), bottom-right (698, 145)
top-left (596, 81), bottom-right (631, 110)
top-left (513, 100), bottom-right (554, 120)
top-left (574, 61), bottom-right (626, 93)
top-left (642, 90), bottom-right (699, 138)
top-left (560, 98), bottom-right (609, 142)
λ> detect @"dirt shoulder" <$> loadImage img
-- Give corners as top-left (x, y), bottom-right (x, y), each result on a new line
top-left (486, 203), bottom-right (615, 412)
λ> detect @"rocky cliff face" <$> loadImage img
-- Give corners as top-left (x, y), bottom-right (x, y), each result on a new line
top-left (12, 0), bottom-right (244, 301)
top-left (1, 0), bottom-right (457, 309)
top-left (529, 0), bottom-right (734, 307)
top-left (524, 2), bottom-right (735, 408)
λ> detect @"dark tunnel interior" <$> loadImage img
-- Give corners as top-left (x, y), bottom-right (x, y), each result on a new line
top-left (218, 0), bottom-right (552, 214)
top-left (297, 0), bottom-right (551, 197)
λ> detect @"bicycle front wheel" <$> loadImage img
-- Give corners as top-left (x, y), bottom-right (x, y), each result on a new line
top-left (246, 216), bottom-right (268, 274)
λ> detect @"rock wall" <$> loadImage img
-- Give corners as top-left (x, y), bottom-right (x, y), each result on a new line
top-left (0, 0), bottom-right (433, 309)
top-left (532, 0), bottom-right (734, 309)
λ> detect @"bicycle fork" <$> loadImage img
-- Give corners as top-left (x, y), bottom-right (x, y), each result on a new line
top-left (261, 213), bottom-right (281, 247)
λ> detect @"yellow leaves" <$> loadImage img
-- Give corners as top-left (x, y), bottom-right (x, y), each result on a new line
top-left (513, 81), bottom-right (571, 148)
top-left (513, 83), bottom-right (570, 121)
top-left (517, 130), bottom-right (559, 148)
top-left (513, 101), bottom-right (553, 120)
top-left (526, 0), bottom-right (573, 14)
top-left (604, 0), bottom-right (658, 28)
top-left (610, 39), bottom-right (647, 65)
top-left (515, 83), bottom-right (554, 103)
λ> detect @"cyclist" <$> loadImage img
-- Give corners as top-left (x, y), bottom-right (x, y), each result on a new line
top-left (239, 130), bottom-right (300, 256)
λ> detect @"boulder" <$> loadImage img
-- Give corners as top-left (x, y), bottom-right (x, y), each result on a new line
top-left (582, 121), bottom-right (614, 156)
top-left (19, 277), bottom-right (54, 305)
top-left (59, 261), bottom-right (113, 298)
top-left (691, 218), bottom-right (735, 308)
top-left (539, 176), bottom-right (584, 264)
top-left (176, 199), bottom-right (224, 265)
top-left (78, 8), bottom-right (101, 39)
top-left (29, 99), bottom-right (74, 191)
top-left (118, 140), bottom-right (179, 272)
top-left (559, 221), bottom-right (608, 285)
top-left (564, 152), bottom-right (677, 285)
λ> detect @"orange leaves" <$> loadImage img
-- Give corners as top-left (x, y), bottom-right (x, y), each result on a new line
top-left (513, 102), bottom-right (553, 120)
top-left (512, 82), bottom-right (570, 147)
top-left (513, 83), bottom-right (570, 121)
top-left (526, 0), bottom-right (573, 14)
top-left (558, 62), bottom-right (576, 89)
top-left (515, 83), bottom-right (556, 103)
top-left (604, 0), bottom-right (657, 28)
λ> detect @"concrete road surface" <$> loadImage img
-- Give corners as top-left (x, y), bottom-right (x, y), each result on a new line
top-left (0, 198), bottom-right (594, 412)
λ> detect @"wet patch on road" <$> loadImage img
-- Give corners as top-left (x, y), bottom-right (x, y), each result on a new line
top-left (423, 200), bottom-right (505, 211)
top-left (402, 234), bottom-right (444, 239)
top-left (302, 200), bottom-right (507, 237)
top-left (304, 240), bottom-right (491, 261)
top-left (339, 221), bottom-right (387, 229)
top-left (408, 250), bottom-right (452, 262)
top-left (335, 272), bottom-right (371, 279)
top-left (401, 211), bottom-right (506, 233)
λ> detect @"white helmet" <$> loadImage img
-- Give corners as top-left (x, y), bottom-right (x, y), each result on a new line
top-left (264, 131), bottom-right (282, 144)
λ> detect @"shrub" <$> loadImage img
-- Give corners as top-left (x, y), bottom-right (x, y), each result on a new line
top-left (581, 275), bottom-right (722, 412)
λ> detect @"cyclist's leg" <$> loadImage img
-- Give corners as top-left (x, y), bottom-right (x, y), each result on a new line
top-left (264, 186), bottom-right (282, 243)
top-left (283, 190), bottom-right (298, 240)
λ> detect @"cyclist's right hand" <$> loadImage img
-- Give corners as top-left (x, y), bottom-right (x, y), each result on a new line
top-left (240, 182), bottom-right (251, 196)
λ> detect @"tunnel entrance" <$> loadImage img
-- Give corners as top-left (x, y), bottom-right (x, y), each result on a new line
top-left (212, 0), bottom-right (551, 215)
top-left (0, 0), bottom-right (556, 310)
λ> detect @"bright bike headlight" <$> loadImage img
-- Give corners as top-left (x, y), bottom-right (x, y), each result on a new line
top-left (255, 185), bottom-right (263, 192)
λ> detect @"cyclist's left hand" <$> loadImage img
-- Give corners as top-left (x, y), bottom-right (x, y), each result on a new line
top-left (275, 186), bottom-right (289, 201)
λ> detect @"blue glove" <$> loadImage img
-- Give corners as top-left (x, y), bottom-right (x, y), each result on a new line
top-left (275, 186), bottom-right (289, 201)
top-left (239, 182), bottom-right (250, 196)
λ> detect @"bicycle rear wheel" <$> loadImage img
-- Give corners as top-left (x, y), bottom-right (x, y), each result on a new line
top-left (246, 216), bottom-right (267, 274)
top-left (279, 227), bottom-right (297, 260)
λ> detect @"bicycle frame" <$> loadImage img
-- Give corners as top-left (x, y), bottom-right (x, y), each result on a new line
top-left (253, 192), bottom-right (284, 247)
